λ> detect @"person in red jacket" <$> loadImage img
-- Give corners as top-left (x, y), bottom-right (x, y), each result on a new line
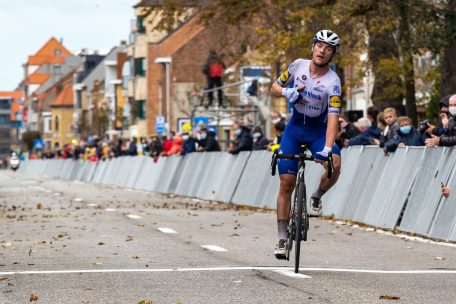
top-left (203, 50), bottom-right (226, 108)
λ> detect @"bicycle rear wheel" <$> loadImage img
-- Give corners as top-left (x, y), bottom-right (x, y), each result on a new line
top-left (294, 181), bottom-right (305, 273)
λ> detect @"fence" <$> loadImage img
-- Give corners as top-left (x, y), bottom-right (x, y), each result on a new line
top-left (18, 146), bottom-right (456, 242)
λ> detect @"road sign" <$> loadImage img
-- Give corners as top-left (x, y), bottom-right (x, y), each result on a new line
top-left (33, 139), bottom-right (44, 150)
top-left (156, 115), bottom-right (165, 134)
top-left (193, 116), bottom-right (210, 127)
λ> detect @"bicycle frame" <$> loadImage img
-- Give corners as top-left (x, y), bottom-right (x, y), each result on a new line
top-left (271, 150), bottom-right (333, 273)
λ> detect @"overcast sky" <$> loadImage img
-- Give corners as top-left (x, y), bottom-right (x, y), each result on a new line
top-left (0, 0), bottom-right (136, 91)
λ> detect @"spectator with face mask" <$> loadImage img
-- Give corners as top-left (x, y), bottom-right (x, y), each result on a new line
top-left (181, 132), bottom-right (197, 155)
top-left (227, 122), bottom-right (253, 154)
top-left (252, 126), bottom-right (270, 150)
top-left (426, 94), bottom-right (456, 147)
top-left (197, 128), bottom-right (221, 152)
top-left (270, 111), bottom-right (285, 125)
top-left (385, 116), bottom-right (425, 152)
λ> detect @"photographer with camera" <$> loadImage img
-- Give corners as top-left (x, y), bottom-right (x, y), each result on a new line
top-left (426, 94), bottom-right (456, 147)
top-left (419, 95), bottom-right (450, 137)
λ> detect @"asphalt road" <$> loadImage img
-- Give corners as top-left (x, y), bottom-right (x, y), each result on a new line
top-left (0, 170), bottom-right (455, 304)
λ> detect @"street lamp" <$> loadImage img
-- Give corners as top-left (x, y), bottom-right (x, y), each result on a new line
top-left (155, 57), bottom-right (172, 133)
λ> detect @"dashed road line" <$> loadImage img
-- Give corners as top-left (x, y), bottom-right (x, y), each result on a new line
top-left (201, 245), bottom-right (228, 252)
top-left (273, 269), bottom-right (312, 279)
top-left (157, 228), bottom-right (177, 234)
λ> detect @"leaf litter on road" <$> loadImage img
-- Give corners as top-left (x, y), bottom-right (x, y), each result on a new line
top-left (379, 295), bottom-right (400, 300)
top-left (30, 294), bottom-right (39, 302)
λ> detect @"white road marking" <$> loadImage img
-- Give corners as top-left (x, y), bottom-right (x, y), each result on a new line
top-left (273, 270), bottom-right (312, 279)
top-left (201, 245), bottom-right (227, 252)
top-left (332, 220), bottom-right (456, 248)
top-left (105, 208), bottom-right (116, 212)
top-left (126, 214), bottom-right (142, 219)
top-left (87, 203), bottom-right (97, 207)
top-left (157, 228), bottom-right (177, 234)
top-left (1, 266), bottom-right (456, 276)
top-left (74, 198), bottom-right (84, 202)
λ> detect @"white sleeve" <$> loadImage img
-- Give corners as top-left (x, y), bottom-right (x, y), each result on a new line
top-left (276, 59), bottom-right (302, 87)
top-left (327, 78), bottom-right (342, 115)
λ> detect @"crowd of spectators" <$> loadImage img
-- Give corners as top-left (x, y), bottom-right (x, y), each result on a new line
top-left (32, 93), bottom-right (456, 163)
top-left (336, 94), bottom-right (456, 155)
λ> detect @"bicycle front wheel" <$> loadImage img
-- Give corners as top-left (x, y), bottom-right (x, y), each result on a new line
top-left (294, 181), bottom-right (305, 273)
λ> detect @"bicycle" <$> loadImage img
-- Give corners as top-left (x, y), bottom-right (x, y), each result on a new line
top-left (271, 148), bottom-right (334, 273)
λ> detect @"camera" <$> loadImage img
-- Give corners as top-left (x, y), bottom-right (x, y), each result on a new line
top-left (418, 119), bottom-right (430, 134)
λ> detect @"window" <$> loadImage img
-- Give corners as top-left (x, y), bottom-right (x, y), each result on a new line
top-left (53, 64), bottom-right (61, 75)
top-left (135, 58), bottom-right (146, 77)
top-left (137, 100), bottom-right (146, 119)
top-left (44, 116), bottom-right (52, 133)
top-left (0, 114), bottom-right (10, 125)
top-left (54, 116), bottom-right (59, 132)
top-left (137, 16), bottom-right (146, 34)
top-left (55, 49), bottom-right (61, 56)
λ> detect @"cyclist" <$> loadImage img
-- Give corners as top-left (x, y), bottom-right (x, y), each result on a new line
top-left (270, 30), bottom-right (342, 259)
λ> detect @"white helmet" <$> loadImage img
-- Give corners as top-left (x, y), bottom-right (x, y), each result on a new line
top-left (313, 30), bottom-right (340, 52)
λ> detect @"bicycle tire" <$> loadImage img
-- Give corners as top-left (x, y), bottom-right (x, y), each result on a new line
top-left (294, 181), bottom-right (305, 273)
top-left (287, 189), bottom-right (298, 261)
top-left (302, 184), bottom-right (308, 242)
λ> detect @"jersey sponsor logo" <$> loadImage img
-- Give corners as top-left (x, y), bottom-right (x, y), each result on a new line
top-left (332, 85), bottom-right (341, 95)
top-left (329, 95), bottom-right (341, 108)
top-left (307, 104), bottom-right (321, 111)
top-left (302, 89), bottom-right (322, 101)
top-left (279, 70), bottom-right (290, 83)
top-left (329, 108), bottom-right (340, 115)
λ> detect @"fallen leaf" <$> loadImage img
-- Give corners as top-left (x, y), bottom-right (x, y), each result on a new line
top-left (346, 232), bottom-right (352, 236)
top-left (97, 242), bottom-right (105, 246)
top-left (0, 277), bottom-right (7, 281)
top-left (435, 256), bottom-right (445, 261)
top-left (36, 204), bottom-right (43, 210)
top-left (379, 295), bottom-right (400, 300)
top-left (30, 294), bottom-right (39, 302)
top-left (137, 301), bottom-right (152, 304)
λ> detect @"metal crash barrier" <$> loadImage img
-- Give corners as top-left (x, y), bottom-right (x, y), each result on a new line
top-left (18, 146), bottom-right (456, 242)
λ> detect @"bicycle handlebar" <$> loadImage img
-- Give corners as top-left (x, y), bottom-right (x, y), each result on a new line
top-left (271, 150), bottom-right (334, 179)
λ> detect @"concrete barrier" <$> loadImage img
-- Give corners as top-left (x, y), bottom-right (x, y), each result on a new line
top-left (400, 147), bottom-right (456, 236)
top-left (362, 147), bottom-right (425, 229)
top-left (206, 151), bottom-right (251, 203)
top-left (124, 157), bottom-right (148, 188)
top-left (323, 146), bottom-right (363, 217)
top-left (231, 150), bottom-right (275, 207)
top-left (18, 146), bottom-right (456, 242)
